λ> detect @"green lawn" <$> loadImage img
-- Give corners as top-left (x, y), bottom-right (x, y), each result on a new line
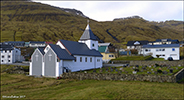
top-left (1, 65), bottom-right (184, 99)
top-left (111, 55), bottom-right (165, 61)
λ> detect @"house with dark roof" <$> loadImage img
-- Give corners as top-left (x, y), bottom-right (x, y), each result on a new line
top-left (30, 23), bottom-right (103, 77)
top-left (0, 44), bottom-right (24, 64)
top-left (142, 44), bottom-right (180, 60)
top-left (126, 40), bottom-right (149, 54)
top-left (98, 43), bottom-right (116, 63)
top-left (3, 41), bottom-right (25, 47)
top-left (149, 39), bottom-right (180, 45)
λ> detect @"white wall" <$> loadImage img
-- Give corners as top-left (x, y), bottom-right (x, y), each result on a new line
top-left (29, 62), bottom-right (32, 75)
top-left (78, 40), bottom-right (98, 50)
top-left (143, 47), bottom-right (180, 60)
top-left (56, 41), bottom-right (66, 49)
top-left (0, 48), bottom-right (22, 64)
top-left (44, 45), bottom-right (51, 53)
top-left (29, 43), bottom-right (46, 47)
top-left (63, 55), bottom-right (102, 72)
top-left (0, 50), bottom-right (13, 64)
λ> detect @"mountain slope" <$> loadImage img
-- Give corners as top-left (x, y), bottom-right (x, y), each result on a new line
top-left (1, 1), bottom-right (183, 45)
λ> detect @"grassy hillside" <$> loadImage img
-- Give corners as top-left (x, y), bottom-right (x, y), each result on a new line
top-left (1, 65), bottom-right (183, 99)
top-left (1, 1), bottom-right (183, 45)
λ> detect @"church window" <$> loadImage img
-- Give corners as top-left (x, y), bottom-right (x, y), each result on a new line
top-left (80, 57), bottom-right (82, 62)
top-left (85, 57), bottom-right (87, 62)
top-left (90, 58), bottom-right (92, 62)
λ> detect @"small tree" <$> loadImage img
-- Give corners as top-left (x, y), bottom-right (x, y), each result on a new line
top-left (130, 49), bottom-right (138, 55)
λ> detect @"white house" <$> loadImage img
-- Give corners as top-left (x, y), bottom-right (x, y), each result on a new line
top-left (29, 41), bottom-right (46, 47)
top-left (142, 44), bottom-right (180, 60)
top-left (0, 44), bottom-right (24, 64)
top-left (30, 24), bottom-right (103, 77)
top-left (126, 40), bottom-right (149, 54)
top-left (148, 39), bottom-right (179, 45)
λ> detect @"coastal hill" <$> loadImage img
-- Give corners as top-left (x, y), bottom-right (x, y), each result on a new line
top-left (1, 0), bottom-right (183, 44)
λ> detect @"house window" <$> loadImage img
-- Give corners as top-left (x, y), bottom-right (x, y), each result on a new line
top-left (2, 60), bottom-right (3, 62)
top-left (90, 58), bottom-right (92, 62)
top-left (162, 49), bottom-right (165, 51)
top-left (8, 60), bottom-right (10, 62)
top-left (172, 48), bottom-right (175, 51)
top-left (9, 50), bottom-right (11, 53)
top-left (85, 57), bottom-right (87, 62)
top-left (109, 55), bottom-right (114, 57)
top-left (5, 50), bottom-right (7, 53)
top-left (80, 57), bottom-right (82, 62)
top-left (97, 59), bottom-right (100, 62)
top-left (8, 55), bottom-right (10, 58)
top-left (145, 49), bottom-right (148, 52)
top-left (2, 55), bottom-right (4, 58)
top-left (156, 49), bottom-right (158, 52)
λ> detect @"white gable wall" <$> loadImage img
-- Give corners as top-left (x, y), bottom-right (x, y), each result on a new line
top-left (143, 47), bottom-right (180, 60)
top-left (56, 41), bottom-right (66, 49)
top-left (44, 45), bottom-right (51, 53)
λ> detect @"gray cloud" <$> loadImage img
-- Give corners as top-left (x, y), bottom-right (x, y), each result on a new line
top-left (34, 1), bottom-right (183, 22)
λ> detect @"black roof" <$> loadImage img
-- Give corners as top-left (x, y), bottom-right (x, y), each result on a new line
top-left (49, 44), bottom-right (75, 60)
top-left (30, 41), bottom-right (45, 44)
top-left (127, 41), bottom-right (149, 46)
top-left (143, 44), bottom-right (180, 48)
top-left (5, 41), bottom-right (25, 43)
top-left (0, 44), bottom-right (14, 51)
top-left (155, 39), bottom-right (172, 42)
top-left (38, 47), bottom-right (45, 55)
top-left (59, 40), bottom-right (102, 57)
top-left (79, 24), bottom-right (97, 40)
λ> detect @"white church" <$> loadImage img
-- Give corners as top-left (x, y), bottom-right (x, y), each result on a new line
top-left (29, 23), bottom-right (103, 77)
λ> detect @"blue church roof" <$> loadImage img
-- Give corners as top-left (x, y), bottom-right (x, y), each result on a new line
top-left (59, 40), bottom-right (102, 57)
top-left (49, 44), bottom-right (75, 60)
top-left (38, 47), bottom-right (45, 55)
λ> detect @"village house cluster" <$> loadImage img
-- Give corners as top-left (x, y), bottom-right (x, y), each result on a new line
top-left (0, 22), bottom-right (183, 77)
top-left (126, 39), bottom-right (181, 60)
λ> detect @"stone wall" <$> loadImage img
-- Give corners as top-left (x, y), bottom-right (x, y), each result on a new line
top-left (129, 61), bottom-right (184, 66)
top-left (174, 68), bottom-right (184, 82)
top-left (61, 73), bottom-right (176, 83)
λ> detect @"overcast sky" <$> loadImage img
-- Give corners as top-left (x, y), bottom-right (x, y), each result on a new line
top-left (34, 1), bottom-right (183, 22)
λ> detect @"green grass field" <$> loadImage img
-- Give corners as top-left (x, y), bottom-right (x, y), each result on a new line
top-left (1, 65), bottom-right (184, 99)
top-left (111, 55), bottom-right (165, 61)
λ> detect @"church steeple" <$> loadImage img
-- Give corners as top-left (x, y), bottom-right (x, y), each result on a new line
top-left (79, 21), bottom-right (97, 41)
top-left (78, 20), bottom-right (98, 50)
